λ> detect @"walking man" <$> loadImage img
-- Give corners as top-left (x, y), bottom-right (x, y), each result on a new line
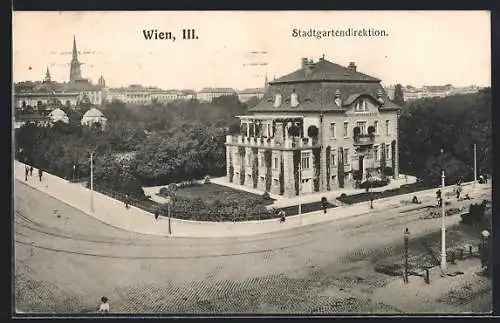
top-left (124, 194), bottom-right (129, 209)
top-left (29, 166), bottom-right (34, 176)
top-left (456, 182), bottom-right (462, 200)
top-left (98, 296), bottom-right (110, 313)
top-left (25, 166), bottom-right (29, 181)
top-left (38, 169), bottom-right (43, 182)
top-left (436, 189), bottom-right (442, 207)
top-left (154, 208), bottom-right (160, 220)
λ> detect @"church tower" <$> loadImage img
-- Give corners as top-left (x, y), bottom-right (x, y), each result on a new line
top-left (98, 75), bottom-right (106, 88)
top-left (264, 74), bottom-right (268, 89)
top-left (44, 67), bottom-right (52, 83)
top-left (69, 35), bottom-right (82, 83)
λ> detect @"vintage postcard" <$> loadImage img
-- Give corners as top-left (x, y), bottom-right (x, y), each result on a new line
top-left (12, 11), bottom-right (492, 315)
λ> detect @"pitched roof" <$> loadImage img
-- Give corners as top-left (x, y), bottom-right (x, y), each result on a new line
top-left (271, 59), bottom-right (381, 84)
top-left (249, 81), bottom-right (399, 113)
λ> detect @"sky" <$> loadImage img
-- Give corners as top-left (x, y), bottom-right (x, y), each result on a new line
top-left (13, 11), bottom-right (491, 91)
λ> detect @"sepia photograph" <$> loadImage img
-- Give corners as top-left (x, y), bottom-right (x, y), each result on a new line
top-left (12, 10), bottom-right (492, 315)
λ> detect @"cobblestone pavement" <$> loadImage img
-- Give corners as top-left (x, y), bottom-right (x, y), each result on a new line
top-left (14, 182), bottom-right (492, 314)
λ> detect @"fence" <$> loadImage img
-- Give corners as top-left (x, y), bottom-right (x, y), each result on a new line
top-left (91, 184), bottom-right (280, 222)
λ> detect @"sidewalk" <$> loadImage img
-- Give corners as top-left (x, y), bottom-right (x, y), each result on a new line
top-left (371, 258), bottom-right (491, 313)
top-left (210, 174), bottom-right (418, 208)
top-left (14, 160), bottom-right (491, 238)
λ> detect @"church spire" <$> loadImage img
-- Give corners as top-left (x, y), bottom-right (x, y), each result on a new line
top-left (264, 73), bottom-right (268, 89)
top-left (69, 35), bottom-right (82, 82)
top-left (44, 66), bottom-right (51, 83)
top-left (72, 35), bottom-right (78, 60)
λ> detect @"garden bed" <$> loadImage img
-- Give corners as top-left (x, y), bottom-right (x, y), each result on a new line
top-left (280, 201), bottom-right (337, 216)
top-left (156, 183), bottom-right (278, 221)
top-left (337, 182), bottom-right (429, 205)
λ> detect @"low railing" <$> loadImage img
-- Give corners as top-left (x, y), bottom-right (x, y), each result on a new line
top-left (226, 135), bottom-right (317, 149)
top-left (353, 134), bottom-right (375, 146)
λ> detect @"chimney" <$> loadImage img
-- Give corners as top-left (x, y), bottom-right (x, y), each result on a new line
top-left (348, 62), bottom-right (357, 72)
top-left (303, 58), bottom-right (315, 76)
top-left (301, 58), bottom-right (308, 69)
top-left (290, 89), bottom-right (299, 107)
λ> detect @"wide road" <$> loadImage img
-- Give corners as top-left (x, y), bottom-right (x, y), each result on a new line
top-left (14, 181), bottom-right (492, 314)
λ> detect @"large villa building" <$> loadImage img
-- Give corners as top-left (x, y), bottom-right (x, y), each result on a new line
top-left (225, 57), bottom-right (402, 197)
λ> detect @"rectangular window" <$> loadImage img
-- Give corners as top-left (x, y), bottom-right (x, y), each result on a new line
top-left (273, 157), bottom-right (278, 169)
top-left (385, 120), bottom-right (390, 135)
top-left (374, 146), bottom-right (379, 161)
top-left (261, 155), bottom-right (265, 167)
top-left (386, 145), bottom-right (391, 160)
top-left (357, 121), bottom-right (367, 134)
top-left (330, 152), bottom-right (336, 167)
top-left (343, 122), bottom-right (349, 137)
top-left (301, 152), bottom-right (310, 169)
top-left (330, 123), bottom-right (336, 138)
top-left (247, 155), bottom-right (251, 166)
top-left (374, 121), bottom-right (379, 134)
top-left (343, 148), bottom-right (349, 165)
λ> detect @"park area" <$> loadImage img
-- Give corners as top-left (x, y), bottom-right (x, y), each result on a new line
top-left (157, 182), bottom-right (277, 221)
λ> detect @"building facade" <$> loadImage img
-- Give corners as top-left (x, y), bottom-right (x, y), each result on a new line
top-left (226, 57), bottom-right (402, 197)
top-left (197, 87), bottom-right (238, 102)
top-left (107, 86), bottom-right (195, 105)
top-left (238, 88), bottom-right (266, 102)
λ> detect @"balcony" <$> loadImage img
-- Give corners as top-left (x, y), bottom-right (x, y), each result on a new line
top-left (353, 134), bottom-right (375, 147)
top-left (225, 135), bottom-right (318, 150)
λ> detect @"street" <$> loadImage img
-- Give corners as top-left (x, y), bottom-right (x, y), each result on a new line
top-left (14, 181), bottom-right (492, 313)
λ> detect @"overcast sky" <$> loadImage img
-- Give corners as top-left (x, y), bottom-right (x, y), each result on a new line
top-left (13, 11), bottom-right (491, 90)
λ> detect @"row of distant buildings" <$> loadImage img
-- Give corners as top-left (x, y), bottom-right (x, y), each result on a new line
top-left (384, 84), bottom-right (483, 102)
top-left (13, 36), bottom-right (267, 110)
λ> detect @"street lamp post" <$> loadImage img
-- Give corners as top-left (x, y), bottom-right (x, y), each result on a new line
top-left (441, 171), bottom-right (446, 272)
top-left (298, 159), bottom-right (302, 225)
top-left (481, 230), bottom-right (490, 268)
top-left (404, 227), bottom-right (410, 284)
top-left (90, 151), bottom-right (94, 213)
top-left (473, 144), bottom-right (477, 187)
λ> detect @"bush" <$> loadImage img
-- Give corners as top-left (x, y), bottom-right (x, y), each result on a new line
top-left (461, 201), bottom-right (487, 225)
top-left (359, 178), bottom-right (390, 189)
top-left (262, 191), bottom-right (271, 200)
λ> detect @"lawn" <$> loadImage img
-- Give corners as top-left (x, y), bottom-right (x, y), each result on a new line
top-left (157, 183), bottom-right (277, 221)
top-left (338, 182), bottom-right (430, 205)
top-left (159, 183), bottom-right (275, 206)
top-left (280, 201), bottom-right (337, 216)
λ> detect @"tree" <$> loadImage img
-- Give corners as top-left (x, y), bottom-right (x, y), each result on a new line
top-left (393, 83), bottom-right (405, 106)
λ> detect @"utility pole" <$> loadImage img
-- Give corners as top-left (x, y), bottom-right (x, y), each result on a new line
top-left (298, 159), bottom-right (302, 225)
top-left (90, 151), bottom-right (94, 213)
top-left (441, 171), bottom-right (447, 272)
top-left (474, 144), bottom-right (477, 187)
top-left (168, 198), bottom-right (172, 235)
top-left (404, 228), bottom-right (410, 284)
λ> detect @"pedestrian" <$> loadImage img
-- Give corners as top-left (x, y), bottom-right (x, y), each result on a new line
top-left (484, 174), bottom-right (488, 184)
top-left (29, 166), bottom-right (33, 176)
top-left (25, 166), bottom-right (29, 181)
top-left (436, 189), bottom-right (442, 207)
top-left (154, 208), bottom-right (160, 220)
top-left (98, 296), bottom-right (109, 313)
top-left (369, 194), bottom-right (374, 209)
top-left (124, 194), bottom-right (129, 209)
top-left (321, 197), bottom-right (328, 214)
top-left (38, 169), bottom-right (43, 182)
top-left (479, 175), bottom-right (484, 184)
top-left (456, 183), bottom-right (462, 200)
top-left (279, 209), bottom-right (286, 223)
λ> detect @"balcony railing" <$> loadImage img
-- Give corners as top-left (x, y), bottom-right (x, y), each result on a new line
top-left (226, 135), bottom-right (318, 149)
top-left (353, 134), bottom-right (375, 146)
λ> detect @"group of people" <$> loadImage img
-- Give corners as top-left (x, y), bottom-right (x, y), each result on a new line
top-left (478, 174), bottom-right (489, 184)
top-left (24, 165), bottom-right (43, 182)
